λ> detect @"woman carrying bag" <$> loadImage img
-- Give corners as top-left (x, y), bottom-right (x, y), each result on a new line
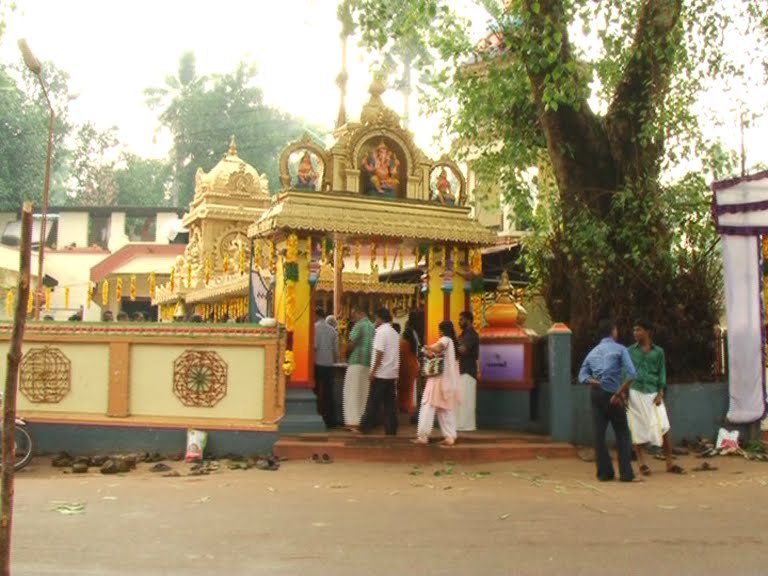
top-left (412, 320), bottom-right (461, 446)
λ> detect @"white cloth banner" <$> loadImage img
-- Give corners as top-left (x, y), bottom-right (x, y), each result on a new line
top-left (721, 235), bottom-right (765, 423)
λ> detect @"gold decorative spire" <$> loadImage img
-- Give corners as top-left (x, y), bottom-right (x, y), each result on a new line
top-left (335, 36), bottom-right (349, 128)
top-left (495, 270), bottom-right (514, 304)
top-left (228, 135), bottom-right (238, 157)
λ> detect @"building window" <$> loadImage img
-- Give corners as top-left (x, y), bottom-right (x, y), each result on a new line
top-left (125, 215), bottom-right (156, 242)
top-left (88, 215), bottom-right (110, 249)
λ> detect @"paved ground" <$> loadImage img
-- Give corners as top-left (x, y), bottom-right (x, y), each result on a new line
top-left (7, 454), bottom-right (768, 575)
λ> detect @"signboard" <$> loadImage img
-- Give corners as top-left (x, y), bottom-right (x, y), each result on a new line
top-left (479, 343), bottom-right (525, 382)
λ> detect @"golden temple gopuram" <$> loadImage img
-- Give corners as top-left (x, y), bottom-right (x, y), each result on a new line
top-left (154, 79), bottom-right (497, 389)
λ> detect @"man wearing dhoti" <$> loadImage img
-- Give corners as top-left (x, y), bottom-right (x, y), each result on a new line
top-left (343, 306), bottom-right (374, 429)
top-left (627, 319), bottom-right (684, 476)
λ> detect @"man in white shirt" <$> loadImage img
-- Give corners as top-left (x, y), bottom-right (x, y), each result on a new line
top-left (358, 307), bottom-right (400, 435)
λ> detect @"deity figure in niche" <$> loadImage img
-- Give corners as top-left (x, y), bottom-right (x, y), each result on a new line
top-left (361, 141), bottom-right (401, 197)
top-left (431, 167), bottom-right (457, 206)
top-left (294, 151), bottom-right (319, 190)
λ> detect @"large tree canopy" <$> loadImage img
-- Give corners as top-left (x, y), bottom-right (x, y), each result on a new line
top-left (0, 60), bottom-right (74, 210)
top-left (146, 53), bottom-right (308, 207)
top-left (345, 0), bottom-right (768, 378)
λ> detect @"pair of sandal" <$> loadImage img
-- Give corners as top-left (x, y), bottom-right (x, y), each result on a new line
top-left (310, 453), bottom-right (333, 464)
top-left (639, 463), bottom-right (685, 476)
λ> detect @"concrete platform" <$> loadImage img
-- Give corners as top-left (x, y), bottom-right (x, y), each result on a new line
top-left (274, 428), bottom-right (577, 463)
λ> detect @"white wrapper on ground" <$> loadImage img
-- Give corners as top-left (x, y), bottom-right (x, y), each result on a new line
top-left (185, 429), bottom-right (208, 462)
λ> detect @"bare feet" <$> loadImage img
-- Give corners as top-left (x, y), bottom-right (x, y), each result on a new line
top-left (439, 438), bottom-right (455, 447)
top-left (410, 437), bottom-right (429, 445)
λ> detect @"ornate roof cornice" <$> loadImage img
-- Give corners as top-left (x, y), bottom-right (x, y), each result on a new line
top-left (248, 190), bottom-right (497, 245)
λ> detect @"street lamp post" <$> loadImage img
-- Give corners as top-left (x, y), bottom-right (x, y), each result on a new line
top-left (18, 39), bottom-right (55, 321)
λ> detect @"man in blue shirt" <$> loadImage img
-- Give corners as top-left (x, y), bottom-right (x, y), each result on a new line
top-left (578, 319), bottom-right (637, 482)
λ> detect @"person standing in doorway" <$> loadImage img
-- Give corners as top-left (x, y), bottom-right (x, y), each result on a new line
top-left (358, 308), bottom-right (400, 436)
top-left (343, 306), bottom-right (375, 430)
top-left (627, 319), bottom-right (684, 476)
top-left (578, 319), bottom-right (637, 482)
top-left (314, 307), bottom-right (339, 428)
top-left (457, 310), bottom-right (479, 431)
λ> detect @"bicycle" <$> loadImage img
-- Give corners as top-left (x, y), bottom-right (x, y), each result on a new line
top-left (0, 417), bottom-right (33, 471)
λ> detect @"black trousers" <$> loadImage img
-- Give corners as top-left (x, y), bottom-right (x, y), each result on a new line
top-left (590, 387), bottom-right (635, 481)
top-left (359, 378), bottom-right (398, 435)
top-left (314, 364), bottom-right (337, 428)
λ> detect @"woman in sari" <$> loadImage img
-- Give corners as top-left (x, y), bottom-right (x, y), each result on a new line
top-left (398, 314), bottom-right (421, 414)
top-left (412, 320), bottom-right (461, 446)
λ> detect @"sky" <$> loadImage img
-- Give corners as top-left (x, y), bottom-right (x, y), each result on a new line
top-left (0, 0), bottom-right (458, 159)
top-left (1, 0), bottom-right (766, 175)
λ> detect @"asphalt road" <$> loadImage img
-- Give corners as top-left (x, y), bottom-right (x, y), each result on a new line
top-left (8, 455), bottom-right (768, 575)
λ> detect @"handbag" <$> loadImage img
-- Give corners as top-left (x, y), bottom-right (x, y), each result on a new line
top-left (420, 355), bottom-right (444, 378)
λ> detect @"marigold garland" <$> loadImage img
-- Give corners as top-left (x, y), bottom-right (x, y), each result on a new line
top-left (6, 290), bottom-right (12, 317)
top-left (269, 240), bottom-right (276, 274)
top-left (86, 282), bottom-right (93, 309)
top-left (102, 279), bottom-right (110, 306)
top-left (371, 241), bottom-right (377, 270)
top-left (286, 233), bottom-right (299, 262)
top-left (398, 245), bottom-right (404, 271)
top-left (255, 241), bottom-right (263, 269)
top-left (44, 287), bottom-right (51, 312)
top-left (239, 244), bottom-right (246, 275)
top-left (285, 281), bottom-right (296, 332)
top-left (149, 272), bottom-right (156, 300)
top-left (27, 291), bottom-right (33, 314)
top-left (283, 349), bottom-right (295, 376)
top-left (383, 243), bottom-right (388, 269)
top-left (471, 293), bottom-right (483, 330)
top-left (129, 275), bottom-right (137, 302)
top-left (354, 240), bottom-right (361, 269)
top-left (116, 277), bottom-right (123, 302)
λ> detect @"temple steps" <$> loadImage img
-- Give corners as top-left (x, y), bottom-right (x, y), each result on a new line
top-left (274, 429), bottom-right (577, 463)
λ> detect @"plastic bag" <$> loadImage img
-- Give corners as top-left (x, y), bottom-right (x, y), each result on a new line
top-left (715, 428), bottom-right (740, 454)
top-left (185, 429), bottom-right (208, 462)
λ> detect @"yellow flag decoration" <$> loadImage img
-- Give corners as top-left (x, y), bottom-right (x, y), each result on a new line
top-left (116, 277), bottom-right (123, 302)
top-left (130, 275), bottom-right (137, 302)
top-left (6, 291), bottom-right (13, 316)
top-left (86, 282), bottom-right (93, 309)
top-left (102, 279), bottom-right (109, 306)
top-left (27, 291), bottom-right (33, 314)
top-left (45, 287), bottom-right (51, 312)
top-left (64, 286), bottom-right (70, 309)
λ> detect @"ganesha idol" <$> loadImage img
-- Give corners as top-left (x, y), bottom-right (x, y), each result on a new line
top-left (361, 141), bottom-right (400, 197)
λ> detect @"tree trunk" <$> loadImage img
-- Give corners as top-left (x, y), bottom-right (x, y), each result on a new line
top-left (0, 202), bottom-right (33, 576)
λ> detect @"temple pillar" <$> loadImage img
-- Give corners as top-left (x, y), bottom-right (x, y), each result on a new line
top-left (292, 249), bottom-right (312, 387)
top-left (333, 233), bottom-right (343, 317)
top-left (450, 265), bottom-right (466, 327)
top-left (425, 249), bottom-right (445, 346)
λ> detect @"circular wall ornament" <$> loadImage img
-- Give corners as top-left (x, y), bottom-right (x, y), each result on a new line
top-left (20, 347), bottom-right (72, 403)
top-left (173, 350), bottom-right (228, 407)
